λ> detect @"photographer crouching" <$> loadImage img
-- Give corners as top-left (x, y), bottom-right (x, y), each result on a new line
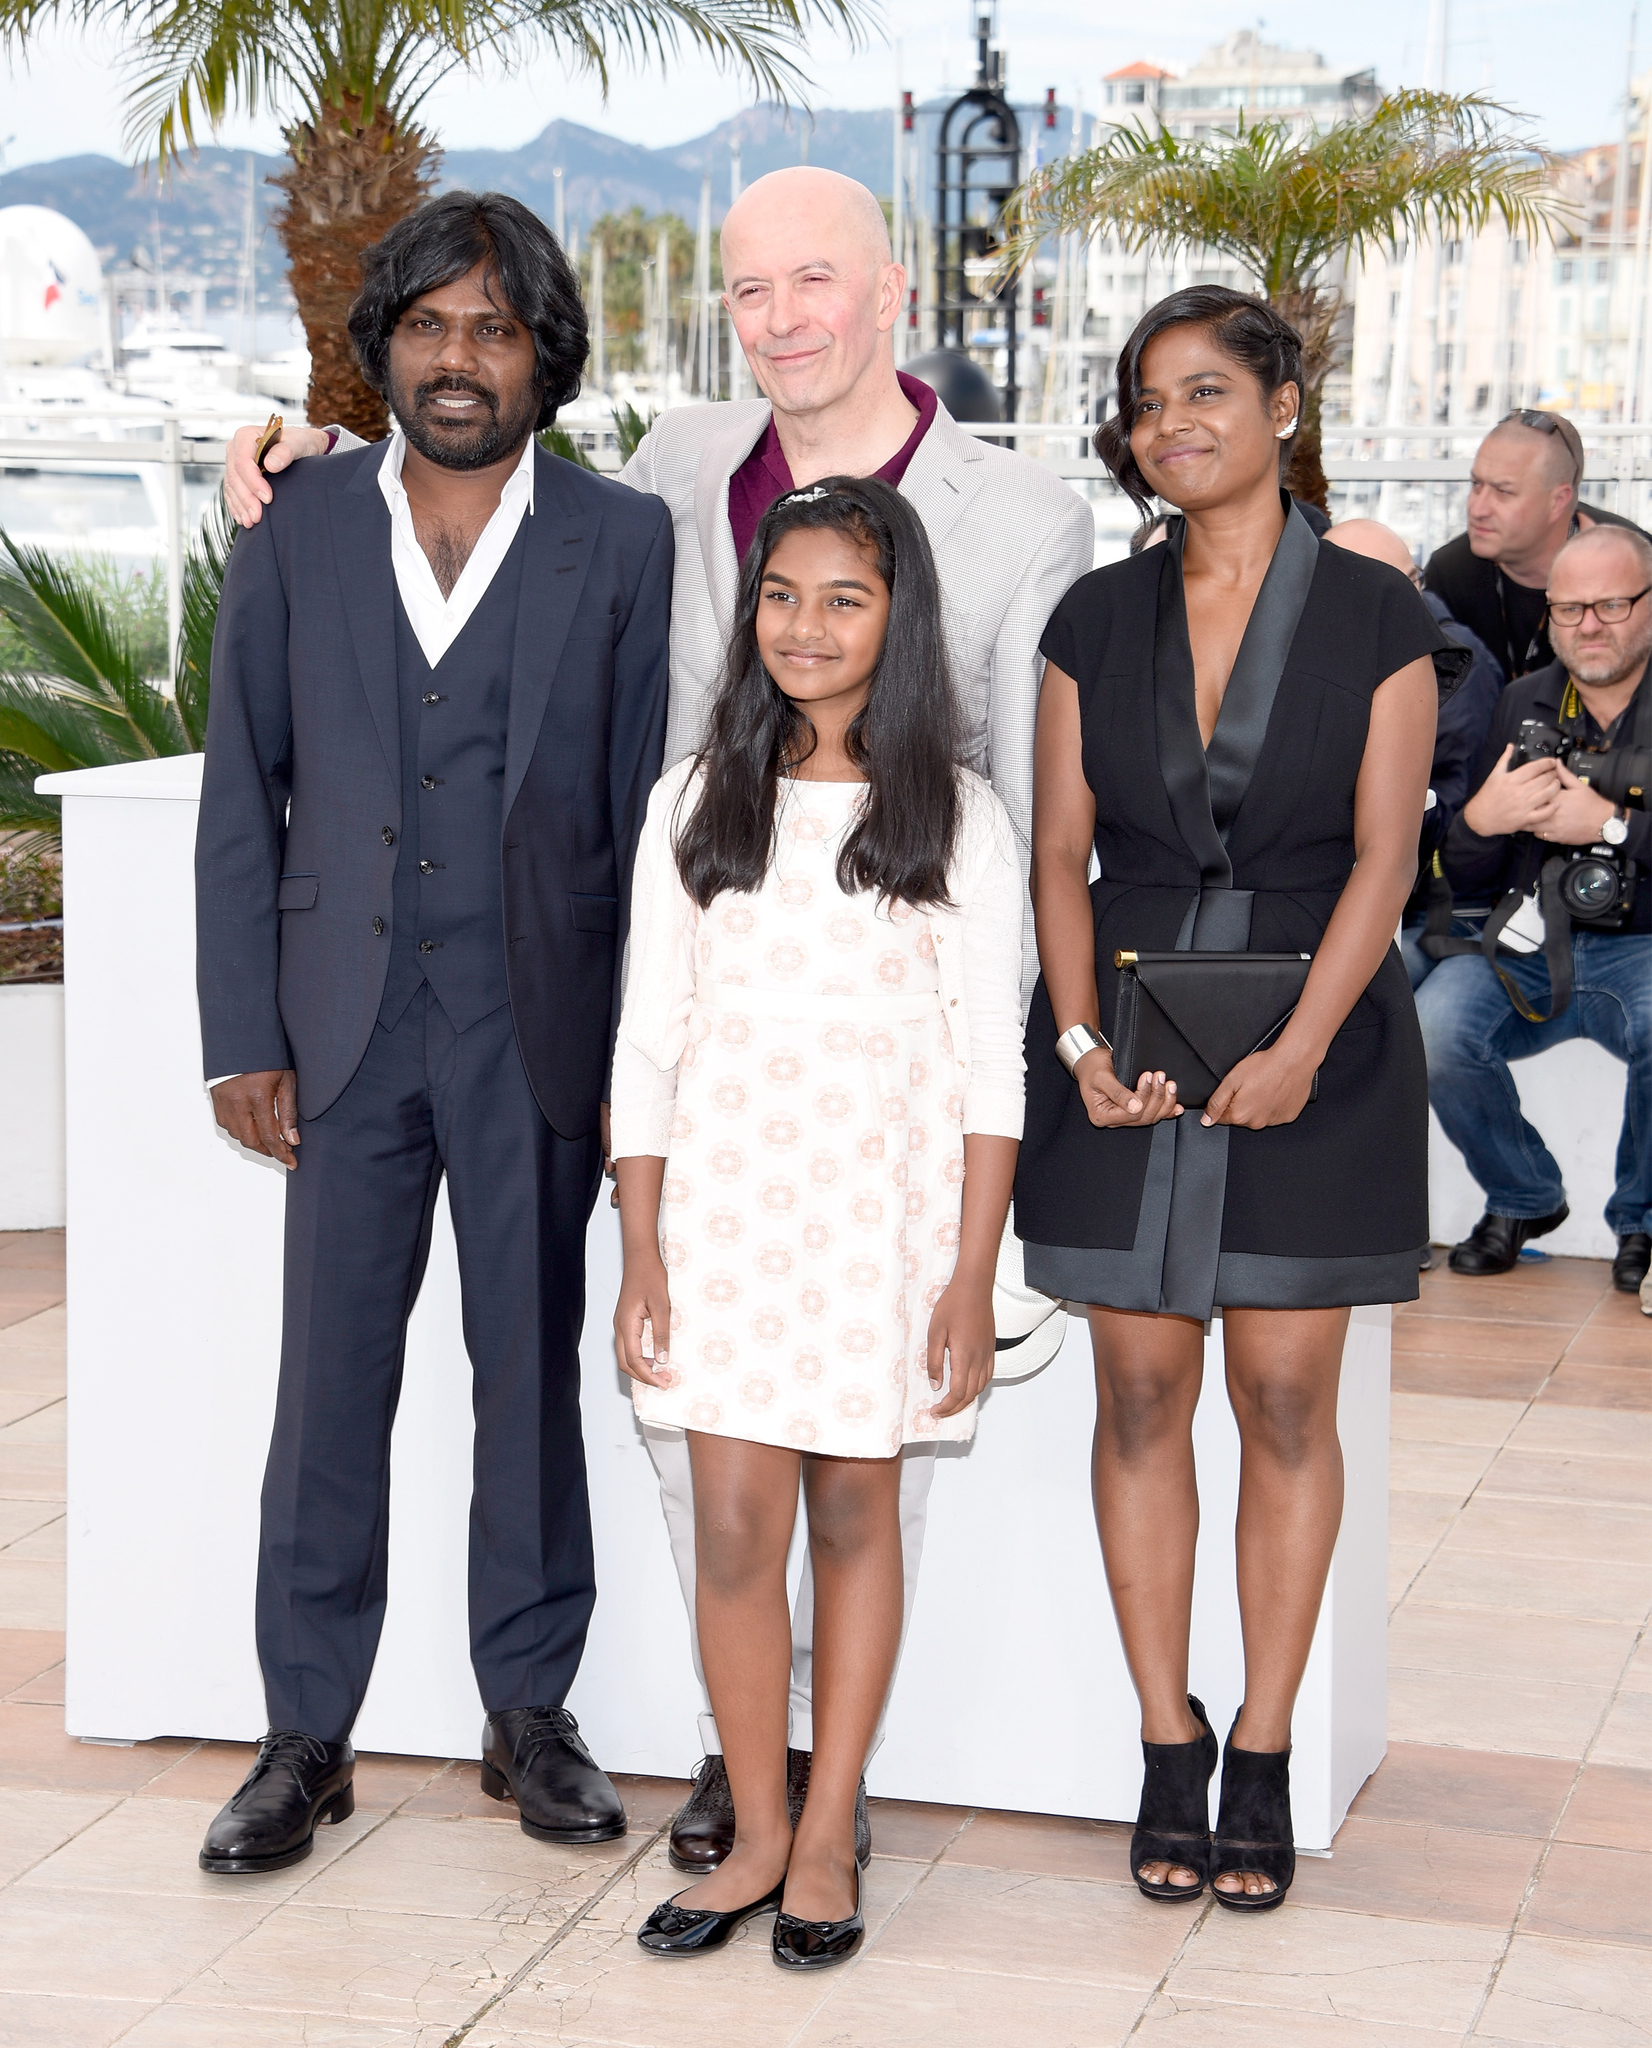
top-left (1416, 524), bottom-right (1652, 1292)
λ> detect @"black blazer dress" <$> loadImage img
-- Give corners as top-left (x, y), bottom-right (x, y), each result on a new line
top-left (1014, 502), bottom-right (1451, 1319)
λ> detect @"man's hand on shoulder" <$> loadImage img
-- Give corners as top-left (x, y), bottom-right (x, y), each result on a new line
top-left (224, 424), bottom-right (334, 527)
top-left (211, 1070), bottom-right (300, 1168)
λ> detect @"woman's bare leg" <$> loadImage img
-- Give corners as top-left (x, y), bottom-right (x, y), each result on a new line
top-left (784, 1451), bottom-right (905, 1921)
top-left (1215, 1304), bottom-right (1349, 1898)
top-left (1089, 1305), bottom-right (1207, 1887)
top-left (675, 1431), bottom-right (802, 1912)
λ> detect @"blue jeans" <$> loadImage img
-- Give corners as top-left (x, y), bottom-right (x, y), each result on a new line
top-left (1414, 930), bottom-right (1652, 1238)
top-left (1400, 914), bottom-right (1481, 991)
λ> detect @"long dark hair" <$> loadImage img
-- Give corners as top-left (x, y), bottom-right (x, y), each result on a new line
top-left (1096, 285), bottom-right (1303, 519)
top-left (673, 475), bottom-right (961, 910)
top-left (347, 190), bottom-right (586, 431)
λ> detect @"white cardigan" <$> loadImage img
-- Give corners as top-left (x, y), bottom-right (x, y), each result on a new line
top-left (610, 760), bottom-right (1027, 1160)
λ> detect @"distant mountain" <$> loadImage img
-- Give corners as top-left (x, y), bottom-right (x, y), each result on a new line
top-left (0, 101), bottom-right (1069, 314)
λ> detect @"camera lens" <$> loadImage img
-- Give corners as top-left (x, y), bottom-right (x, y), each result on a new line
top-left (1560, 857), bottom-right (1620, 916)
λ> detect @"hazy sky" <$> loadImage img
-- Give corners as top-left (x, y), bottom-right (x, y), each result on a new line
top-left (1, 0), bottom-right (1643, 173)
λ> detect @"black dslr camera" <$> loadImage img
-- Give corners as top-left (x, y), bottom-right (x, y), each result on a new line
top-left (1508, 719), bottom-right (1638, 929)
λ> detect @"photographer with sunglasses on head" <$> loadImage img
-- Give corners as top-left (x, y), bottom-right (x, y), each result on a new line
top-left (1424, 409), bottom-right (1648, 682)
top-left (1415, 524), bottom-right (1652, 1293)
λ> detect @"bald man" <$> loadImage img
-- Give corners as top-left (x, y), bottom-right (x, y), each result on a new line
top-left (1423, 410), bottom-right (1647, 681)
top-left (1327, 519), bottom-right (1505, 993)
top-left (1416, 524), bottom-right (1652, 1292)
top-left (223, 169), bottom-right (1094, 1869)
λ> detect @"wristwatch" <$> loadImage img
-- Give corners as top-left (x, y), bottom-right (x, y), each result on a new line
top-left (1602, 806), bottom-right (1629, 847)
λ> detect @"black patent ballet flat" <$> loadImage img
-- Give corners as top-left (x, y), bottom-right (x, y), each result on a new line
top-left (1210, 1718), bottom-right (1295, 1913)
top-left (772, 1865), bottom-right (864, 1971)
top-left (636, 1877), bottom-right (786, 1956)
top-left (1131, 1694), bottom-right (1218, 1902)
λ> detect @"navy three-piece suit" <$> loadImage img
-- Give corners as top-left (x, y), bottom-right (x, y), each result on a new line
top-left (196, 438), bottom-right (673, 1739)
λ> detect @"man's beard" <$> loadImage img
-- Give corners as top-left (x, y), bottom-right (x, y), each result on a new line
top-left (1566, 640), bottom-right (1652, 689)
top-left (392, 374), bottom-right (543, 471)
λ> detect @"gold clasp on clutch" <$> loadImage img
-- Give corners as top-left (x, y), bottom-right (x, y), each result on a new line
top-left (1114, 950), bottom-right (1138, 969)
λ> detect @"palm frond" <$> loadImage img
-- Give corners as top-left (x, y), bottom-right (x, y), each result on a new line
top-left (539, 423), bottom-right (599, 470)
top-left (0, 749), bottom-right (63, 851)
top-left (995, 90), bottom-right (1567, 301)
top-left (472, 0), bottom-right (873, 108)
top-left (175, 489), bottom-right (237, 750)
top-left (0, 533), bottom-right (191, 764)
top-left (612, 400), bottom-right (656, 463)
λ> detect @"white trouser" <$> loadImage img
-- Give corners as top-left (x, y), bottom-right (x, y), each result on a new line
top-left (642, 1424), bottom-right (937, 1756)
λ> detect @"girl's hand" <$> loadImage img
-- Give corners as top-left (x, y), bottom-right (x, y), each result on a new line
top-left (926, 1273), bottom-right (997, 1419)
top-left (1072, 1046), bottom-right (1184, 1128)
top-left (614, 1257), bottom-right (674, 1388)
top-left (1202, 1044), bottom-right (1318, 1129)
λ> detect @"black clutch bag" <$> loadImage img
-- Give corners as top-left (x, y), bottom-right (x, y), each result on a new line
top-left (1108, 950), bottom-right (1316, 1110)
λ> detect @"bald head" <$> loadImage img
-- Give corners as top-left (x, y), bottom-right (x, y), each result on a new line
top-left (1551, 519), bottom-right (1652, 587)
top-left (721, 167), bottom-right (892, 277)
top-left (1484, 416), bottom-right (1582, 495)
top-left (1324, 518), bottom-right (1419, 581)
top-left (718, 165), bottom-right (905, 426)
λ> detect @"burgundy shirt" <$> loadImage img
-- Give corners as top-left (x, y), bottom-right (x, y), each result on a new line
top-left (725, 371), bottom-right (940, 566)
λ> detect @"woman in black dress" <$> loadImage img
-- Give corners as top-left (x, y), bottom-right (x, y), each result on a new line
top-left (1016, 288), bottom-right (1446, 1912)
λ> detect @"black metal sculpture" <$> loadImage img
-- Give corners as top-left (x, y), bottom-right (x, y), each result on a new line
top-left (934, 10), bottom-right (1023, 420)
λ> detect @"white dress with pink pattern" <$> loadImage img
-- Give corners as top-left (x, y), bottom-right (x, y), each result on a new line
top-left (631, 778), bottom-right (972, 1458)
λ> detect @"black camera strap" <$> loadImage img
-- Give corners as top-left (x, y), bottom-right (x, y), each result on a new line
top-left (1419, 847), bottom-right (1575, 1019)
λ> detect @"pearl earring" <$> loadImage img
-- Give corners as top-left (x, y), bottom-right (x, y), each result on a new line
top-left (1276, 418), bottom-right (1298, 438)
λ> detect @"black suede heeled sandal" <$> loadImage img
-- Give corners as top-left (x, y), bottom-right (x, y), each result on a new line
top-left (1130, 1694), bottom-right (1218, 1902)
top-left (1210, 1720), bottom-right (1295, 1913)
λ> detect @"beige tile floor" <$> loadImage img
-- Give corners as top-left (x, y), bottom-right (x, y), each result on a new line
top-left (0, 1227), bottom-right (1646, 2047)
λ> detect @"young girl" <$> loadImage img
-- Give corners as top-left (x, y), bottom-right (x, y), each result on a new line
top-left (609, 477), bottom-right (1024, 1968)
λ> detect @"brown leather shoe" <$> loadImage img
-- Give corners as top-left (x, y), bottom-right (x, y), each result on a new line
top-left (668, 1750), bottom-right (874, 1872)
top-left (668, 1754), bottom-right (734, 1872)
top-left (789, 1748), bottom-right (872, 1869)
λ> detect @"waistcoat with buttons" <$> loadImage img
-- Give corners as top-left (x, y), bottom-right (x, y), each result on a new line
top-left (378, 525), bottom-right (528, 1033)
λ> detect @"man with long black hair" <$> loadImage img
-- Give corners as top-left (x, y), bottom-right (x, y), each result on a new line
top-left (196, 191), bottom-right (673, 1873)
top-left (223, 164), bottom-right (1092, 1876)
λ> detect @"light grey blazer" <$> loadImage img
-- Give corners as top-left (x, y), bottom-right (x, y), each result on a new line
top-left (620, 398), bottom-right (1097, 983)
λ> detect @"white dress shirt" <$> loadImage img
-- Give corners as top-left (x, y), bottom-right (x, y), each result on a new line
top-left (207, 428), bottom-right (538, 1089)
top-left (378, 426), bottom-right (536, 667)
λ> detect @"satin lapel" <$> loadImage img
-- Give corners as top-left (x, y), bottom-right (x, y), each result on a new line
top-left (334, 448), bottom-right (400, 788)
top-left (694, 405), bottom-right (767, 636)
top-left (1153, 523), bottom-right (1231, 890)
top-left (504, 449), bottom-right (596, 822)
top-left (1204, 499), bottom-right (1319, 841)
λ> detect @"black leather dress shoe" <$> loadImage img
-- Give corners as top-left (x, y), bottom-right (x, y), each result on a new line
top-left (198, 1731), bottom-right (354, 1874)
top-left (772, 1866), bottom-right (864, 1970)
top-left (481, 1707), bottom-right (626, 1844)
top-left (669, 1755), bottom-right (735, 1872)
top-left (637, 1877), bottom-right (785, 1956)
top-left (1613, 1233), bottom-right (1652, 1293)
top-left (789, 1748), bottom-right (872, 1870)
top-left (1448, 1205), bottom-right (1569, 1275)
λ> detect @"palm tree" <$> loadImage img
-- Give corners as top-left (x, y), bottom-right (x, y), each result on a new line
top-left (0, 500), bottom-right (232, 852)
top-left (995, 91), bottom-right (1563, 509)
top-left (0, 0), bottom-right (871, 438)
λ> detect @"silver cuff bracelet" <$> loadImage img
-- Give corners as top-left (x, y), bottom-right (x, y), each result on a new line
top-left (1055, 1023), bottom-right (1107, 1076)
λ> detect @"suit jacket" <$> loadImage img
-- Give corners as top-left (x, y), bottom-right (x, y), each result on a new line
top-left (195, 439), bottom-right (674, 1134)
top-left (619, 398), bottom-right (1096, 968)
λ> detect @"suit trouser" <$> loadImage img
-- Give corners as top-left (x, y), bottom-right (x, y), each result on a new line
top-left (643, 1425), bottom-right (937, 1756)
top-left (258, 987), bottom-right (604, 1742)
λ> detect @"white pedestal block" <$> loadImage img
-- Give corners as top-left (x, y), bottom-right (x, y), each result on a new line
top-left (51, 755), bottom-right (1390, 1850)
top-left (1428, 1045), bottom-right (1625, 1260)
top-left (0, 983), bottom-right (66, 1228)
